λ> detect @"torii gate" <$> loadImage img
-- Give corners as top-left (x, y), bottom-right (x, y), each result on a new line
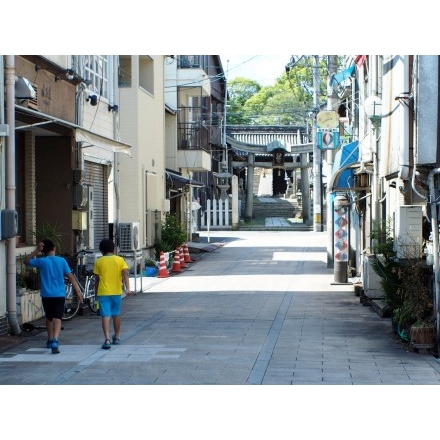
top-left (226, 132), bottom-right (314, 222)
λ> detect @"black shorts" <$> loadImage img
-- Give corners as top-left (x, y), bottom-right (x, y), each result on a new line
top-left (42, 297), bottom-right (65, 320)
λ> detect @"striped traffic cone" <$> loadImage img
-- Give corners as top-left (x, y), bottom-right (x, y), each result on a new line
top-left (183, 242), bottom-right (193, 263)
top-left (157, 251), bottom-right (169, 278)
top-left (171, 248), bottom-right (182, 273)
top-left (179, 245), bottom-right (187, 269)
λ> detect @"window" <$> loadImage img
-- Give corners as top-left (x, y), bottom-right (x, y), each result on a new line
top-left (83, 55), bottom-right (109, 99)
top-left (118, 55), bottom-right (132, 87)
top-left (139, 56), bottom-right (154, 95)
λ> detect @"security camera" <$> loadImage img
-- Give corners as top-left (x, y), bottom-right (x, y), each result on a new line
top-left (87, 95), bottom-right (98, 106)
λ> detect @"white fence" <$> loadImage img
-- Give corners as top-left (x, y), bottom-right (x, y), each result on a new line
top-left (200, 198), bottom-right (232, 229)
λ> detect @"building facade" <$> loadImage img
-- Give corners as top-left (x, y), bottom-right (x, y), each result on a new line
top-left (0, 55), bottom-right (131, 335)
top-left (0, 54), bottom-right (227, 335)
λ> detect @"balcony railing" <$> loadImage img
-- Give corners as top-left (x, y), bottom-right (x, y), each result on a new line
top-left (178, 106), bottom-right (211, 151)
top-left (178, 55), bottom-right (206, 70)
top-left (178, 122), bottom-right (209, 151)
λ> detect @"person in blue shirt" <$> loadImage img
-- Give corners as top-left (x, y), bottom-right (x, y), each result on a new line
top-left (25, 239), bottom-right (82, 354)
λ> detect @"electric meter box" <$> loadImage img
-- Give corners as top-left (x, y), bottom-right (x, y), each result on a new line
top-left (72, 210), bottom-right (87, 231)
top-left (1, 209), bottom-right (18, 239)
top-left (394, 205), bottom-right (423, 259)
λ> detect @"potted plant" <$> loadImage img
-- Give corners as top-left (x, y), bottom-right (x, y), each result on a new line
top-left (154, 214), bottom-right (187, 260)
top-left (16, 271), bottom-right (28, 294)
top-left (370, 218), bottom-right (436, 347)
top-left (398, 258), bottom-right (435, 348)
top-left (385, 241), bottom-right (435, 347)
top-left (25, 267), bottom-right (41, 290)
top-left (370, 218), bottom-right (403, 318)
top-left (29, 221), bottom-right (66, 254)
top-left (16, 254), bottom-right (29, 293)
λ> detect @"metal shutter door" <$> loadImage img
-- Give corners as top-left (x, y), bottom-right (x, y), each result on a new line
top-left (84, 161), bottom-right (109, 250)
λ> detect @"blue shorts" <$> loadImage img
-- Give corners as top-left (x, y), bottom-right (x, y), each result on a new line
top-left (98, 295), bottom-right (122, 317)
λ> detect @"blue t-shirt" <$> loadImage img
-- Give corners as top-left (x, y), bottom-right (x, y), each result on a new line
top-left (28, 256), bottom-right (72, 298)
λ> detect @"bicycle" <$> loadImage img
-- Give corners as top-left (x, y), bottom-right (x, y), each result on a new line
top-left (62, 249), bottom-right (98, 320)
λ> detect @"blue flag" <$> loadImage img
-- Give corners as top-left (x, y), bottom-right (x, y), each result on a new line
top-left (331, 65), bottom-right (355, 87)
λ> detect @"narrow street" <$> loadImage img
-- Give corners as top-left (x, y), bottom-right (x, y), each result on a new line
top-left (2, 229), bottom-right (439, 436)
top-left (2, 229), bottom-right (440, 386)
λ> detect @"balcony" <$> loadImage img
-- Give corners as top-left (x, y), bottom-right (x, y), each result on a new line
top-left (177, 121), bottom-right (211, 172)
top-left (177, 56), bottom-right (210, 98)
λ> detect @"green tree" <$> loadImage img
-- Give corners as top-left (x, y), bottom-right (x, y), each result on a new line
top-left (226, 77), bottom-right (261, 125)
top-left (226, 56), bottom-right (332, 126)
top-left (228, 77), bottom-right (261, 104)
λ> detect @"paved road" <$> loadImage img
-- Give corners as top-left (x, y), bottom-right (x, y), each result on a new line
top-left (3, 230), bottom-right (439, 438)
top-left (1, 230), bottom-right (440, 386)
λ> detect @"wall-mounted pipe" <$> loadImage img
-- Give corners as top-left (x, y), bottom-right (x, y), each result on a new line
top-left (398, 56), bottom-right (410, 181)
top-left (427, 168), bottom-right (440, 356)
top-left (5, 55), bottom-right (21, 335)
top-left (409, 56), bottom-right (427, 201)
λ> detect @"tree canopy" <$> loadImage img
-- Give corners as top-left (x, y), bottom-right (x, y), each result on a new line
top-left (226, 57), bottom-right (330, 127)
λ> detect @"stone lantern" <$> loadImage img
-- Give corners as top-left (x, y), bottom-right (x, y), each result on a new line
top-left (214, 160), bottom-right (232, 200)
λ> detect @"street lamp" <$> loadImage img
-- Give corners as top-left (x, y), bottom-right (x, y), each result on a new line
top-left (364, 95), bottom-right (382, 129)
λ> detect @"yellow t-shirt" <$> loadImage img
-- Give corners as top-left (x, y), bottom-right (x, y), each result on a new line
top-left (94, 254), bottom-right (129, 296)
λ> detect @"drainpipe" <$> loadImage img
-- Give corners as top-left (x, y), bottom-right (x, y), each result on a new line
top-left (409, 57), bottom-right (426, 201)
top-left (110, 56), bottom-right (121, 239)
top-left (428, 168), bottom-right (440, 356)
top-left (398, 56), bottom-right (410, 181)
top-left (5, 55), bottom-right (21, 335)
top-left (0, 56), bottom-right (4, 208)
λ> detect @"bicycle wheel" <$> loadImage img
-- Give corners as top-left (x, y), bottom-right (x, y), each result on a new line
top-left (62, 283), bottom-right (80, 320)
top-left (86, 277), bottom-right (98, 313)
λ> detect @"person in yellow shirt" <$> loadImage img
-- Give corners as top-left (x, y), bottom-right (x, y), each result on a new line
top-left (94, 238), bottom-right (131, 349)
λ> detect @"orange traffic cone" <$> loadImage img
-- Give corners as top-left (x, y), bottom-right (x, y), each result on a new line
top-left (171, 248), bottom-right (182, 273)
top-left (183, 243), bottom-right (193, 263)
top-left (179, 245), bottom-right (187, 269)
top-left (157, 251), bottom-right (169, 278)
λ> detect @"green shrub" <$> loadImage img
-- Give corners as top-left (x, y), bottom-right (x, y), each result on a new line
top-left (154, 214), bottom-right (186, 258)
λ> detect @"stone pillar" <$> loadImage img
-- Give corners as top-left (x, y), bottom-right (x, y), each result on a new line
top-left (300, 152), bottom-right (310, 224)
top-left (231, 175), bottom-right (239, 229)
top-left (245, 152), bottom-right (255, 221)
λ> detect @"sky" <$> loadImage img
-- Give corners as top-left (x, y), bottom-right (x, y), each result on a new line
top-left (1, 2), bottom-right (430, 56)
top-left (219, 55), bottom-right (293, 86)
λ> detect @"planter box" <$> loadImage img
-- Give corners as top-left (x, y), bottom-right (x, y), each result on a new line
top-left (17, 291), bottom-right (45, 324)
top-left (410, 325), bottom-right (435, 348)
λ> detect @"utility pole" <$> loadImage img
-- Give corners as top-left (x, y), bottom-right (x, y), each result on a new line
top-left (312, 55), bottom-right (322, 232)
top-left (326, 55), bottom-right (339, 266)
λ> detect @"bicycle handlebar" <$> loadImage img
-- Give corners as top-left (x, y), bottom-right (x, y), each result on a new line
top-left (76, 249), bottom-right (94, 256)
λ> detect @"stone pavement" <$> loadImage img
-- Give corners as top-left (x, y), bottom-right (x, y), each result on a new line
top-left (1, 230), bottom-right (440, 386)
top-left (265, 217), bottom-right (292, 227)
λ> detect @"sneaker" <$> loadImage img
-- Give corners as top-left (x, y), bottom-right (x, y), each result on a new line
top-left (51, 338), bottom-right (60, 354)
top-left (112, 335), bottom-right (121, 345)
top-left (46, 339), bottom-right (53, 348)
top-left (101, 339), bottom-right (111, 349)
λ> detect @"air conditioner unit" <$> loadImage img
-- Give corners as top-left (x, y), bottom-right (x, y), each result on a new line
top-left (118, 222), bottom-right (140, 251)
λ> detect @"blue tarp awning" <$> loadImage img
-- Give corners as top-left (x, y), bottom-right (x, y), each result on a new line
top-left (331, 140), bottom-right (359, 189)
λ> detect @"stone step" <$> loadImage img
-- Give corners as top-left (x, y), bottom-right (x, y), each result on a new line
top-left (252, 198), bottom-right (301, 217)
top-left (239, 226), bottom-right (313, 231)
top-left (371, 299), bottom-right (391, 318)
